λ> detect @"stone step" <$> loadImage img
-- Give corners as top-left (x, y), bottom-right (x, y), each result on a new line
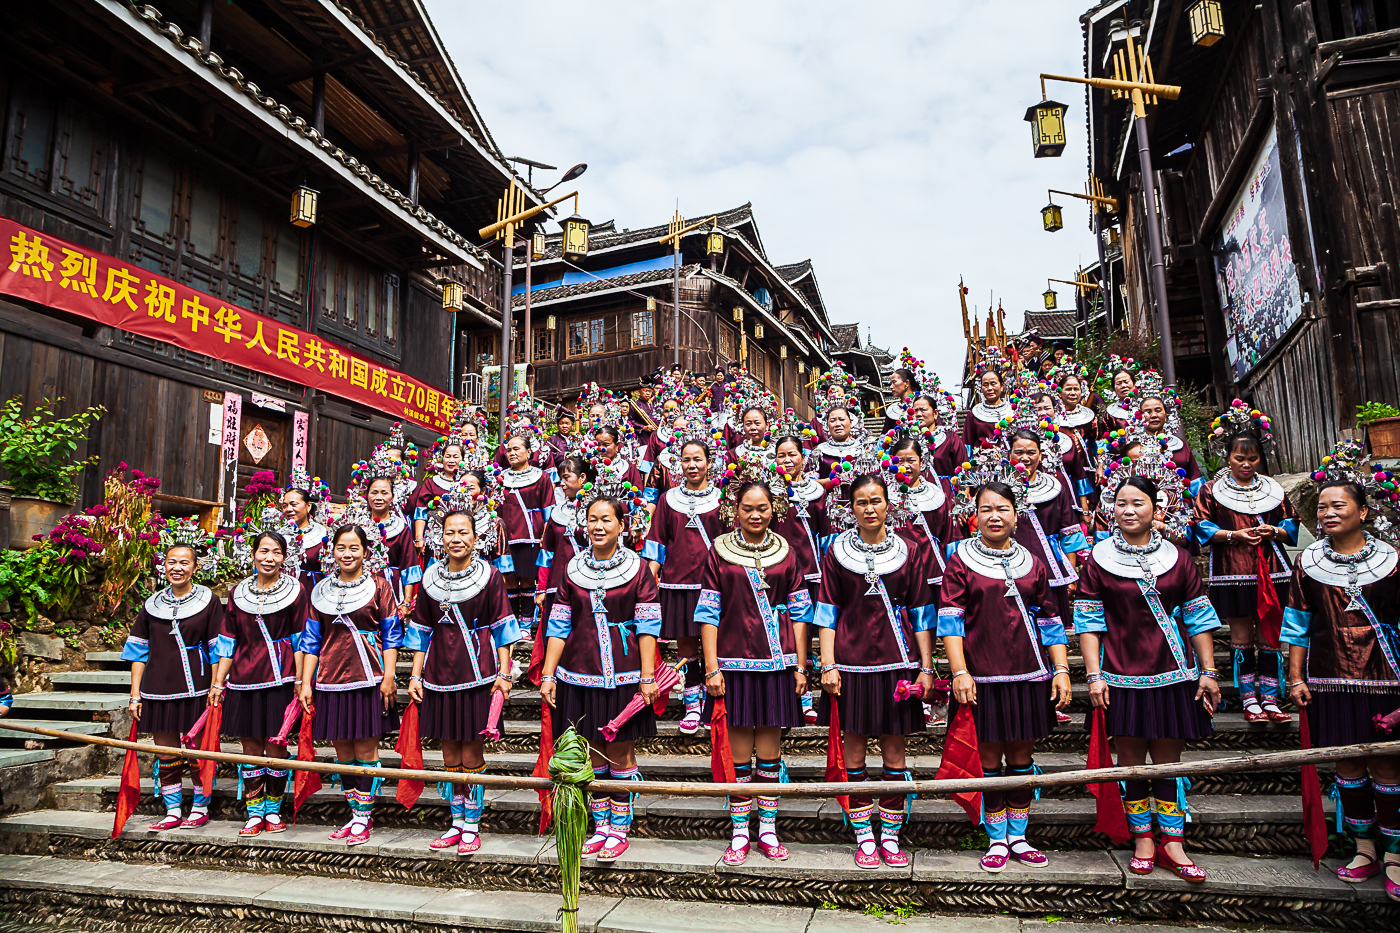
top-left (0, 749), bottom-right (55, 768)
top-left (44, 671), bottom-right (131, 690)
top-left (0, 814), bottom-right (1389, 927)
top-left (8, 692), bottom-right (129, 714)
top-left (0, 720), bottom-right (109, 748)
top-left (41, 775), bottom-right (1323, 856)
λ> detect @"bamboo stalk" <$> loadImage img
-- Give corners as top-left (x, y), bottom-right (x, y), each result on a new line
top-left (5, 721), bottom-right (1397, 798)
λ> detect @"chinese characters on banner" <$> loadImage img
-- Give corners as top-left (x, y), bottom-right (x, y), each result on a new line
top-left (0, 218), bottom-right (456, 433)
top-left (292, 412), bottom-right (309, 469)
top-left (220, 392), bottom-right (242, 515)
top-left (1210, 125), bottom-right (1303, 380)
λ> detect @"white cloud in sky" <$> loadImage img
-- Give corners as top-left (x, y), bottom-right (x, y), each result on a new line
top-left (428, 0), bottom-right (1095, 389)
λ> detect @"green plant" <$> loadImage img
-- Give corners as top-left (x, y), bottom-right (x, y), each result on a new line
top-left (862, 905), bottom-right (886, 919)
top-left (0, 548), bottom-right (53, 622)
top-left (818, 901), bottom-right (839, 911)
top-left (53, 623), bottom-right (80, 651)
top-left (958, 829), bottom-right (990, 850)
top-left (0, 397), bottom-right (104, 502)
top-left (1357, 401), bottom-right (1400, 425)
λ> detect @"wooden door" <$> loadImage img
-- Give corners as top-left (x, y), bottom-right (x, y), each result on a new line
top-left (237, 407), bottom-right (290, 495)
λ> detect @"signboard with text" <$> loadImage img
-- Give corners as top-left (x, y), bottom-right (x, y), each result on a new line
top-left (0, 218), bottom-right (455, 433)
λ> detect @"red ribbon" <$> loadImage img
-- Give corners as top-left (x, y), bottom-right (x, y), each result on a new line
top-left (709, 697), bottom-right (736, 784)
top-left (394, 701), bottom-right (425, 808)
top-left (196, 703), bottom-right (221, 799)
top-left (1086, 708), bottom-right (1130, 843)
top-left (111, 720), bottom-right (142, 839)
top-left (1299, 712), bottom-right (1329, 870)
top-left (292, 702), bottom-right (321, 822)
top-left (1256, 544), bottom-right (1284, 649)
top-left (823, 693), bottom-right (849, 815)
top-left (934, 703), bottom-right (983, 824)
top-left (533, 702), bottom-right (554, 835)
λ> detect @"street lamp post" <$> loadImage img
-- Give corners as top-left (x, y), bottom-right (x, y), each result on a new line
top-left (659, 212), bottom-right (718, 367)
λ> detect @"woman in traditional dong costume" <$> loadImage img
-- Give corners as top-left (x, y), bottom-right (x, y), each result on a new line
top-left (908, 393), bottom-right (965, 480)
top-left (1193, 408), bottom-right (1298, 724)
top-left (887, 435), bottom-right (956, 592)
top-left (406, 506), bottom-right (522, 855)
top-left (1285, 440), bottom-right (1400, 897)
top-left (729, 400), bottom-right (779, 469)
top-left (1076, 463), bottom-right (1221, 883)
top-left (210, 520), bottom-right (308, 836)
top-left (531, 456), bottom-right (594, 679)
top-left (352, 447), bottom-right (421, 616)
top-left (773, 430), bottom-right (832, 724)
top-left (1028, 391), bottom-right (1094, 517)
top-left (539, 493), bottom-right (661, 863)
top-left (499, 429), bottom-right (557, 625)
top-left (815, 473), bottom-right (936, 869)
top-left (122, 523), bottom-right (223, 830)
top-left (1097, 360), bottom-right (1141, 434)
top-left (960, 348), bottom-right (1014, 451)
top-left (296, 522), bottom-right (402, 846)
top-left (410, 409), bottom-right (478, 561)
top-left (881, 358), bottom-right (919, 434)
top-left (1055, 368), bottom-right (1100, 480)
top-left (280, 467), bottom-right (330, 588)
top-left (698, 463), bottom-right (814, 863)
top-left (939, 461), bottom-right (1071, 873)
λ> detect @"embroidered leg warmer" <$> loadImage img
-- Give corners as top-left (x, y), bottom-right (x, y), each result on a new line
top-left (1256, 648), bottom-right (1283, 706)
top-left (756, 757), bottom-right (784, 848)
top-left (1123, 779), bottom-right (1153, 838)
top-left (878, 767), bottom-right (911, 855)
top-left (1232, 643), bottom-right (1258, 709)
top-left (729, 762), bottom-right (754, 850)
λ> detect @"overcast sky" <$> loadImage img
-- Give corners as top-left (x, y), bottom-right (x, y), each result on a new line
top-left (428, 1), bottom-right (1095, 390)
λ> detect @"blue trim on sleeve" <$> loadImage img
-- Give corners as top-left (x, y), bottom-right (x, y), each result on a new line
top-left (210, 634), bottom-right (236, 660)
top-left (401, 564), bottom-right (423, 586)
top-left (935, 607), bottom-right (965, 637)
top-left (1059, 527), bottom-right (1090, 553)
top-left (413, 506), bottom-right (428, 521)
top-left (909, 604), bottom-right (936, 633)
top-left (1182, 595), bottom-right (1221, 636)
top-left (379, 615), bottom-right (404, 651)
top-left (1094, 528), bottom-right (1111, 542)
top-left (813, 602), bottom-right (839, 630)
top-left (641, 540), bottom-right (665, 563)
top-left (643, 487), bottom-right (659, 503)
top-left (1077, 478), bottom-right (1094, 497)
top-left (1073, 599), bottom-right (1107, 633)
top-left (1037, 616), bottom-right (1068, 646)
top-left (1193, 519), bottom-right (1222, 547)
top-left (1188, 476), bottom-right (1205, 498)
top-left (788, 588), bottom-right (814, 626)
top-left (546, 603), bottom-right (572, 640)
top-left (492, 614), bottom-right (525, 648)
top-left (1281, 606), bottom-right (1312, 648)
top-left (120, 636), bottom-right (150, 663)
top-left (289, 631), bottom-right (302, 652)
top-left (297, 617), bottom-right (321, 656)
top-left (639, 458), bottom-right (654, 475)
top-left (634, 604), bottom-right (662, 638)
top-left (493, 554), bottom-right (516, 574)
top-left (0, 693), bottom-right (11, 708)
top-left (694, 589), bottom-right (721, 628)
top-left (1278, 518), bottom-right (1299, 545)
top-left (403, 622), bottom-right (432, 653)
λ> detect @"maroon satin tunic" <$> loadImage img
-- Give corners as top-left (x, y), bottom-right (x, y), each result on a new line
top-left (643, 489), bottom-right (725, 589)
top-left (940, 549), bottom-right (1055, 682)
top-left (219, 582), bottom-right (309, 690)
top-left (500, 469), bottom-right (556, 546)
top-left (698, 546), bottom-right (807, 670)
top-left (816, 541), bottom-right (934, 672)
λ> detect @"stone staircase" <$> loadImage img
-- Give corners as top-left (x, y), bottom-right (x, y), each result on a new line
top-left (0, 637), bottom-right (1393, 930)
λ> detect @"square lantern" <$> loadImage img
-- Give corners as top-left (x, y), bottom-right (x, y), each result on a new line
top-left (733, 307), bottom-right (744, 323)
top-left (532, 230), bottom-right (547, 260)
top-left (546, 314), bottom-right (557, 331)
top-left (1043, 288), bottom-right (1058, 310)
top-left (1042, 202), bottom-right (1064, 232)
top-left (441, 281), bottom-right (464, 311)
top-left (707, 226), bottom-right (725, 256)
top-left (646, 296), bottom-right (656, 312)
top-left (1023, 100), bottom-right (1069, 158)
top-left (290, 185), bottom-right (319, 227)
top-left (754, 323), bottom-right (764, 339)
top-left (1188, 0), bottom-right (1225, 46)
top-left (561, 213), bottom-right (590, 261)
top-left (780, 345), bottom-right (787, 360)
top-left (797, 360), bottom-right (805, 374)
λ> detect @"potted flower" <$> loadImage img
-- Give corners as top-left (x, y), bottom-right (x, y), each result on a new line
top-left (1358, 401), bottom-right (1400, 459)
top-left (0, 397), bottom-right (104, 548)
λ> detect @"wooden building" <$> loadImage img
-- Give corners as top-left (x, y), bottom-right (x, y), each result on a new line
top-left (0, 0), bottom-right (537, 512)
top-left (512, 203), bottom-right (849, 420)
top-left (1081, 0), bottom-right (1400, 470)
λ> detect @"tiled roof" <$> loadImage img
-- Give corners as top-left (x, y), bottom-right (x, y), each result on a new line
top-left (829, 324), bottom-right (861, 351)
top-left (511, 265), bottom-right (699, 308)
top-left (529, 204), bottom-right (759, 262)
top-left (1021, 310), bottom-right (1078, 340)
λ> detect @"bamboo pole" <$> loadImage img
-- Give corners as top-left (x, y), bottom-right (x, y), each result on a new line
top-left (5, 721), bottom-right (1398, 799)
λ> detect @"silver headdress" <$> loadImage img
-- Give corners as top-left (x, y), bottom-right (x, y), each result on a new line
top-left (1098, 434), bottom-right (1194, 539)
top-left (230, 506), bottom-right (304, 580)
top-left (950, 444), bottom-right (1031, 520)
top-left (320, 495), bottom-right (390, 576)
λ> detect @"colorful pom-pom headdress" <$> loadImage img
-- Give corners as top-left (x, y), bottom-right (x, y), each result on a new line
top-left (1311, 438), bottom-right (1400, 544)
top-left (230, 506), bottom-right (304, 580)
top-left (717, 452), bottom-right (791, 526)
top-left (1208, 397), bottom-right (1275, 460)
top-left (1097, 432), bottom-right (1194, 539)
top-left (950, 444), bottom-right (1031, 520)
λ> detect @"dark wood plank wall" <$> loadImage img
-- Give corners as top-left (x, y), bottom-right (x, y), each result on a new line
top-left (1244, 317), bottom-right (1338, 471)
top-left (401, 280), bottom-right (453, 392)
top-left (314, 414), bottom-right (392, 500)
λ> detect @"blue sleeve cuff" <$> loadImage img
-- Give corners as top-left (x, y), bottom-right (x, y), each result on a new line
top-left (1188, 476), bottom-right (1205, 498)
top-left (492, 614), bottom-right (525, 647)
top-left (1060, 528), bottom-right (1089, 553)
top-left (401, 564), bottom-right (423, 586)
top-left (546, 603), bottom-right (572, 640)
top-left (541, 504), bottom-right (553, 523)
top-left (1281, 606), bottom-right (1312, 647)
top-left (537, 548), bottom-right (554, 568)
top-left (1076, 478), bottom-right (1094, 497)
top-left (210, 634), bottom-right (236, 660)
top-left (413, 506), bottom-right (428, 521)
top-left (1073, 599), bottom-right (1107, 633)
top-left (493, 554), bottom-right (516, 574)
top-left (642, 539), bottom-right (665, 563)
top-left (635, 602), bottom-right (662, 637)
top-left (1193, 519), bottom-right (1221, 547)
top-left (0, 693), bottom-right (10, 708)
top-left (548, 468), bottom-right (560, 484)
top-left (1094, 528), bottom-right (1111, 542)
top-left (298, 617), bottom-right (321, 656)
top-left (379, 616), bottom-right (404, 651)
top-left (935, 607), bottom-right (965, 637)
top-left (1182, 594), bottom-right (1221, 636)
top-left (695, 589), bottom-right (722, 628)
top-left (1278, 518), bottom-right (1299, 545)
top-left (813, 602), bottom-right (839, 630)
top-left (643, 487), bottom-right (659, 503)
top-left (290, 631), bottom-right (302, 652)
top-left (788, 588), bottom-right (814, 626)
top-left (120, 636), bottom-right (150, 663)
top-left (639, 459), bottom-right (654, 474)
top-left (403, 622), bottom-right (432, 653)
top-left (1038, 616), bottom-right (1068, 646)
top-left (909, 604), bottom-right (936, 633)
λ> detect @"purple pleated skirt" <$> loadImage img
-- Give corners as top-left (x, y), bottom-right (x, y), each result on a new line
top-left (1208, 581), bottom-right (1291, 619)
top-left (1306, 690), bottom-right (1400, 748)
top-left (659, 587), bottom-right (702, 640)
top-left (311, 685), bottom-right (400, 741)
top-left (420, 685), bottom-right (495, 742)
top-left (702, 669), bottom-right (804, 729)
top-left (816, 669), bottom-right (926, 737)
top-left (508, 543), bottom-right (541, 579)
top-left (1106, 680), bottom-right (1213, 740)
top-left (554, 680), bottom-right (657, 745)
top-left (140, 695), bottom-right (207, 736)
top-left (950, 679), bottom-right (1055, 744)
top-left (222, 683), bottom-right (297, 739)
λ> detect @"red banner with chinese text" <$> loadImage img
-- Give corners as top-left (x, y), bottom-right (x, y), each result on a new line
top-left (0, 218), bottom-right (454, 433)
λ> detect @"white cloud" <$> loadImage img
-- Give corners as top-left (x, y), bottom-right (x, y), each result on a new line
top-left (428, 0), bottom-right (1094, 389)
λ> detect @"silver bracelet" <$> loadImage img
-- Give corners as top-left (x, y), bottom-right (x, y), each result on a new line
top-left (540, 674), bottom-right (556, 683)
top-left (1053, 665), bottom-right (1070, 675)
top-left (950, 669), bottom-right (970, 679)
top-left (920, 666), bottom-right (937, 676)
top-left (1288, 680), bottom-right (1307, 689)
top-left (819, 663), bottom-right (837, 674)
top-left (409, 675), bottom-right (423, 683)
top-left (704, 669), bottom-right (722, 681)
top-left (639, 677), bottom-right (656, 685)
top-left (1086, 672), bottom-right (1106, 684)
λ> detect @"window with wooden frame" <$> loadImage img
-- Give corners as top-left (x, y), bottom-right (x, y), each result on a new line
top-left (631, 310), bottom-right (654, 348)
top-left (716, 323), bottom-right (735, 362)
top-left (4, 79), bottom-right (109, 213)
top-left (317, 244), bottom-right (397, 353)
top-left (565, 310), bottom-right (628, 359)
top-left (532, 324), bottom-right (554, 362)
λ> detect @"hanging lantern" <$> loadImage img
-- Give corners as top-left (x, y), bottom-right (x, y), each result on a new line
top-left (1041, 202), bottom-right (1064, 232)
top-left (532, 230), bottom-right (547, 260)
top-left (290, 185), bottom-right (319, 227)
top-left (797, 360), bottom-right (805, 374)
top-left (1023, 100), bottom-right (1069, 158)
top-left (733, 307), bottom-right (744, 323)
top-left (561, 213), bottom-right (590, 261)
top-left (1043, 288), bottom-right (1058, 310)
top-left (707, 225), bottom-right (724, 256)
top-left (780, 345), bottom-right (788, 360)
top-left (441, 281), bottom-right (464, 311)
top-left (646, 296), bottom-right (656, 312)
top-left (546, 314), bottom-right (556, 331)
top-left (1188, 0), bottom-right (1225, 46)
top-left (754, 323), bottom-right (764, 340)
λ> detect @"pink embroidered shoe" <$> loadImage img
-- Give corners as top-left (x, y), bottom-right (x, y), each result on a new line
top-left (1262, 703), bottom-right (1292, 724)
top-left (803, 705), bottom-right (819, 725)
top-left (678, 709), bottom-right (704, 736)
top-left (1337, 853), bottom-right (1381, 883)
top-left (146, 814), bottom-right (184, 832)
top-left (329, 821), bottom-right (355, 840)
top-left (723, 839), bottom-right (751, 865)
top-left (1009, 841), bottom-right (1048, 867)
top-left (429, 827), bottom-right (464, 850)
top-left (879, 843), bottom-right (909, 868)
top-left (262, 814), bottom-right (286, 833)
top-left (1129, 854), bottom-right (1155, 875)
top-left (756, 837), bottom-right (789, 861)
top-left (1056, 710), bottom-right (1073, 724)
top-left (181, 811), bottom-right (210, 828)
top-left (1243, 700), bottom-right (1269, 723)
top-left (238, 818), bottom-right (265, 838)
top-left (979, 842), bottom-right (1010, 873)
top-left (597, 835), bottom-right (630, 862)
top-left (345, 819), bottom-right (373, 847)
top-left (854, 841), bottom-right (881, 870)
top-left (1386, 862), bottom-right (1400, 902)
top-left (1155, 848), bottom-right (1206, 882)
top-left (457, 831), bottom-right (482, 855)
top-left (581, 834), bottom-right (609, 856)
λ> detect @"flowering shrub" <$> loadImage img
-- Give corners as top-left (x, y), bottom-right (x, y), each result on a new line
top-left (238, 469), bottom-right (281, 526)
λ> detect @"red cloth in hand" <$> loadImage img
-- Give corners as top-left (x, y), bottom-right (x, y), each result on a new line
top-left (395, 701), bottom-right (425, 808)
top-left (533, 702), bottom-right (554, 834)
top-left (1086, 708), bottom-right (1130, 843)
top-left (292, 702), bottom-right (322, 822)
top-left (823, 695), bottom-right (849, 815)
top-left (1299, 712), bottom-right (1328, 870)
top-left (111, 720), bottom-right (142, 839)
top-left (1256, 545), bottom-right (1284, 649)
top-left (196, 703), bottom-right (221, 799)
top-left (709, 698), bottom-right (736, 784)
top-left (934, 703), bottom-right (982, 824)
